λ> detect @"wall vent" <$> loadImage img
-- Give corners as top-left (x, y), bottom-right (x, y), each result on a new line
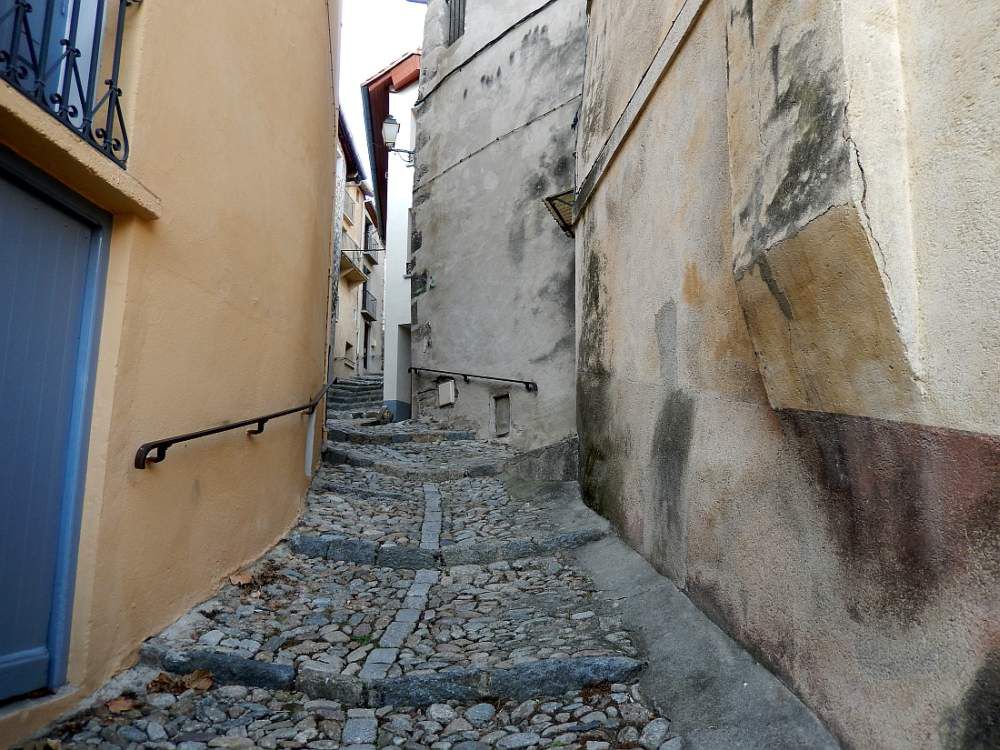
top-left (492, 393), bottom-right (511, 437)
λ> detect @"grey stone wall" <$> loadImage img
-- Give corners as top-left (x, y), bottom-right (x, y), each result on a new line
top-left (410, 0), bottom-right (586, 451)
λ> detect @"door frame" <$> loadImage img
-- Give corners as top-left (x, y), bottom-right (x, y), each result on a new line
top-left (0, 147), bottom-right (112, 693)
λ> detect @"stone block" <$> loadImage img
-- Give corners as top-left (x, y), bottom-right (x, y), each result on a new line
top-left (377, 545), bottom-right (438, 569)
top-left (160, 649), bottom-right (295, 690)
top-left (327, 537), bottom-right (377, 565)
top-left (296, 662), bottom-right (364, 705)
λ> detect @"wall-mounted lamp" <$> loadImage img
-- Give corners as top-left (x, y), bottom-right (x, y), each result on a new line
top-left (382, 115), bottom-right (415, 165)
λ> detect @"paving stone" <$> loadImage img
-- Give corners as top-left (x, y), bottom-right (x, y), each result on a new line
top-left (427, 703), bottom-right (458, 722)
top-left (640, 717), bottom-right (671, 749)
top-left (380, 620), bottom-right (416, 647)
top-left (377, 545), bottom-right (439, 569)
top-left (496, 732), bottom-right (541, 749)
top-left (366, 647), bottom-right (399, 664)
top-left (464, 702), bottom-right (497, 727)
top-left (342, 717), bottom-right (378, 744)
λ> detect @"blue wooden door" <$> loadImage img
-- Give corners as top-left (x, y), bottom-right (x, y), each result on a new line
top-left (0, 152), bottom-right (108, 702)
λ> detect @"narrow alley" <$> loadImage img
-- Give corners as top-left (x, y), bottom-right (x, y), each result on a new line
top-left (24, 380), bottom-right (834, 749)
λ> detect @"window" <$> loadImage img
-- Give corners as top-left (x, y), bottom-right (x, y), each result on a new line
top-left (343, 190), bottom-right (357, 223)
top-left (492, 394), bottom-right (511, 437)
top-left (446, 0), bottom-right (465, 45)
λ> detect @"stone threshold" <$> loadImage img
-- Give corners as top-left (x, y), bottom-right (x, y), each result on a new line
top-left (138, 644), bottom-right (642, 709)
top-left (322, 444), bottom-right (504, 479)
top-left (328, 426), bottom-right (475, 445)
top-left (287, 527), bottom-right (608, 570)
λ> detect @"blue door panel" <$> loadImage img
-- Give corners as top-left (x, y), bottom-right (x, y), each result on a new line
top-left (0, 166), bottom-right (97, 702)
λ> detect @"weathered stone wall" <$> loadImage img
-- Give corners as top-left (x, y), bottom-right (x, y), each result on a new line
top-left (576, 0), bottom-right (1000, 748)
top-left (410, 0), bottom-right (585, 450)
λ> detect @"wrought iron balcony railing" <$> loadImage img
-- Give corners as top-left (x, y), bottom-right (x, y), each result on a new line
top-left (0, 0), bottom-right (137, 167)
top-left (362, 289), bottom-right (377, 319)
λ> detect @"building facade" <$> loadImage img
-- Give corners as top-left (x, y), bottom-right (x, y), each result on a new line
top-left (0, 0), bottom-right (342, 744)
top-left (362, 52), bottom-right (421, 420)
top-left (575, 1), bottom-right (1000, 748)
top-left (408, 0), bottom-right (584, 451)
top-left (411, 0), bottom-right (1000, 747)
top-left (333, 118), bottom-right (384, 379)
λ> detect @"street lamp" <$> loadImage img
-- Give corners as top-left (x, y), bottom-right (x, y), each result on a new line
top-left (381, 115), bottom-right (414, 165)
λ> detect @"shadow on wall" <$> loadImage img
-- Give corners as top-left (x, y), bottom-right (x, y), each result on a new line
top-left (943, 651), bottom-right (1000, 750)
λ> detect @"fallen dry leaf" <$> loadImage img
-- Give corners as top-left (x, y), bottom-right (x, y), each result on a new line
top-left (183, 669), bottom-right (214, 691)
top-left (106, 696), bottom-right (138, 713)
top-left (146, 672), bottom-right (184, 695)
top-left (146, 669), bottom-right (214, 694)
top-left (229, 571), bottom-right (254, 586)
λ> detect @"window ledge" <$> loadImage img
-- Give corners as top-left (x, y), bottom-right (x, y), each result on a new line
top-left (0, 83), bottom-right (161, 220)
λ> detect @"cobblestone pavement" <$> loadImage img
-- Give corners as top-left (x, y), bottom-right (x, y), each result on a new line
top-left (27, 419), bottom-right (684, 750)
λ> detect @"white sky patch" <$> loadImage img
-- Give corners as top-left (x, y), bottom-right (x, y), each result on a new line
top-left (338, 0), bottom-right (426, 177)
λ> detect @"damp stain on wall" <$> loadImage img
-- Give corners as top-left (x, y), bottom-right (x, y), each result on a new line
top-left (782, 409), bottom-right (1000, 625)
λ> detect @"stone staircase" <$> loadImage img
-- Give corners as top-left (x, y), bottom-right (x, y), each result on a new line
top-left (326, 374), bottom-right (383, 420)
top-left (31, 418), bottom-right (840, 750)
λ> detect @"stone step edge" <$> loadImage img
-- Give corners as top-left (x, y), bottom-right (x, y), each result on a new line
top-left (139, 646), bottom-right (642, 708)
top-left (287, 528), bottom-right (608, 569)
top-left (327, 428), bottom-right (475, 445)
top-left (313, 480), bottom-right (416, 503)
top-left (321, 444), bottom-right (504, 479)
top-left (326, 411), bottom-right (382, 421)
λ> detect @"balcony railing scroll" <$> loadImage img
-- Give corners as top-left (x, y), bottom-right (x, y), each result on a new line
top-left (0, 0), bottom-right (138, 167)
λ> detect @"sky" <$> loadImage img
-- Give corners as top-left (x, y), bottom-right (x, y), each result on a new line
top-left (338, 0), bottom-right (427, 180)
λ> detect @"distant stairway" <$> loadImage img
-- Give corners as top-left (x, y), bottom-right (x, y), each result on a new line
top-left (327, 374), bottom-right (384, 420)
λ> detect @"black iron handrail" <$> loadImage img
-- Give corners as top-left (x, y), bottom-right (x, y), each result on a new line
top-left (409, 366), bottom-right (538, 392)
top-left (0, 0), bottom-right (138, 166)
top-left (134, 376), bottom-right (339, 469)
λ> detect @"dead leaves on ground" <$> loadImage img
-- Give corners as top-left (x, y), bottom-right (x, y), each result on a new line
top-left (224, 561), bottom-right (287, 601)
top-left (228, 560), bottom-right (284, 592)
top-left (229, 571), bottom-right (254, 586)
top-left (145, 669), bottom-right (214, 695)
top-left (105, 695), bottom-right (139, 713)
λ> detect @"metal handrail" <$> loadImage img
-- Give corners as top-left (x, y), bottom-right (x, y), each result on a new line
top-left (363, 289), bottom-right (377, 317)
top-left (134, 376), bottom-right (339, 469)
top-left (409, 366), bottom-right (538, 392)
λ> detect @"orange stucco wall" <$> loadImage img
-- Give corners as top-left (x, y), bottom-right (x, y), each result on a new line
top-left (0, 1), bottom-right (341, 744)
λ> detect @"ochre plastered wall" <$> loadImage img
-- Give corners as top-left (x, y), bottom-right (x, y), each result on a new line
top-left (576, 0), bottom-right (1000, 747)
top-left (0, 1), bottom-right (340, 744)
top-left (334, 182), bottom-right (367, 377)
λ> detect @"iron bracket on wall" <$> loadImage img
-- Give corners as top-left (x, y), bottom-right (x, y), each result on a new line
top-left (409, 366), bottom-right (538, 392)
top-left (134, 376), bottom-right (339, 469)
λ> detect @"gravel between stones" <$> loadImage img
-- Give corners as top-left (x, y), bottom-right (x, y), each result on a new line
top-left (28, 421), bottom-right (688, 749)
top-left (32, 679), bottom-right (682, 749)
